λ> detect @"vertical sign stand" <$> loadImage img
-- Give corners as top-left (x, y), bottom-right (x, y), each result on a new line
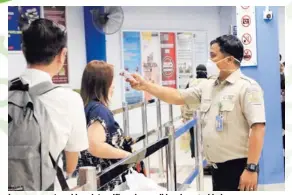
top-left (236, 6), bottom-right (258, 66)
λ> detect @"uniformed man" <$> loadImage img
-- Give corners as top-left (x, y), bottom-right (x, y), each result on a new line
top-left (126, 35), bottom-right (266, 191)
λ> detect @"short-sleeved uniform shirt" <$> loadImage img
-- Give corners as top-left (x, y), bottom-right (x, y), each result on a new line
top-left (181, 78), bottom-right (207, 120)
top-left (180, 69), bottom-right (266, 163)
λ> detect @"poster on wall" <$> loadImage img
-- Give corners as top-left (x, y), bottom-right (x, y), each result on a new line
top-left (141, 32), bottom-right (161, 101)
top-left (8, 6), bottom-right (41, 51)
top-left (177, 32), bottom-right (193, 89)
top-left (236, 6), bottom-right (257, 66)
top-left (122, 31), bottom-right (143, 104)
top-left (160, 32), bottom-right (177, 88)
top-left (193, 31), bottom-right (212, 76)
top-left (44, 6), bottom-right (69, 84)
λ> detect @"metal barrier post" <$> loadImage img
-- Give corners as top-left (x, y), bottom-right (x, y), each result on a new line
top-left (195, 110), bottom-right (204, 191)
top-left (123, 102), bottom-right (130, 136)
top-left (169, 104), bottom-right (173, 124)
top-left (141, 101), bottom-right (150, 176)
top-left (165, 124), bottom-right (177, 191)
top-left (156, 99), bottom-right (164, 177)
top-left (78, 166), bottom-right (97, 191)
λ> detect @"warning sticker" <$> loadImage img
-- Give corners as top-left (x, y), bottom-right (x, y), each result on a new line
top-left (242, 33), bottom-right (252, 45)
top-left (241, 15), bottom-right (251, 27)
top-left (243, 49), bottom-right (252, 61)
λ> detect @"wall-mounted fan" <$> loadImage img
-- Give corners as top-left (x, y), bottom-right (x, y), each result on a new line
top-left (90, 6), bottom-right (124, 35)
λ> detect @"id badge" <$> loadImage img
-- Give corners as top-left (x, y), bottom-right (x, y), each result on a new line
top-left (216, 114), bottom-right (224, 132)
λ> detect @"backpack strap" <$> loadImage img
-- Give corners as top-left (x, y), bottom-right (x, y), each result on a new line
top-left (9, 77), bottom-right (29, 92)
top-left (29, 81), bottom-right (60, 96)
top-left (45, 152), bottom-right (69, 191)
top-left (9, 78), bottom-right (59, 96)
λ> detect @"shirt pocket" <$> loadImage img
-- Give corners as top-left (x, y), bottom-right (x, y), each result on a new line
top-left (219, 100), bottom-right (235, 122)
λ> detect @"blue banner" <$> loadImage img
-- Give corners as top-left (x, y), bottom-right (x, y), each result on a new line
top-left (83, 6), bottom-right (106, 62)
top-left (8, 6), bottom-right (41, 51)
top-left (122, 31), bottom-right (143, 104)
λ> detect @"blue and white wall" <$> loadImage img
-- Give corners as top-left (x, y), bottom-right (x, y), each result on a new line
top-left (219, 6), bottom-right (285, 62)
top-left (219, 6), bottom-right (285, 190)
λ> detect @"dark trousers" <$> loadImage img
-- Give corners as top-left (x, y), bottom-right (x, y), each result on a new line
top-left (189, 127), bottom-right (195, 158)
top-left (281, 102), bottom-right (285, 149)
top-left (211, 158), bottom-right (247, 191)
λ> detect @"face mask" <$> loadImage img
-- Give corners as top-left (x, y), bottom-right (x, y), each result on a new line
top-left (206, 59), bottom-right (220, 76)
top-left (209, 57), bottom-right (240, 73)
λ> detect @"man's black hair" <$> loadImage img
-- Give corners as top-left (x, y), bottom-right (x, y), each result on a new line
top-left (210, 35), bottom-right (244, 65)
top-left (21, 18), bottom-right (67, 65)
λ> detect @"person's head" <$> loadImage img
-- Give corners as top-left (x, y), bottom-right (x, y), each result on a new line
top-left (196, 64), bottom-right (207, 79)
top-left (209, 35), bottom-right (244, 73)
top-left (21, 18), bottom-right (67, 77)
top-left (280, 62), bottom-right (285, 73)
top-left (81, 60), bottom-right (115, 106)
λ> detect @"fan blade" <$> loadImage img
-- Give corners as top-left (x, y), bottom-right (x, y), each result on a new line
top-left (91, 6), bottom-right (124, 35)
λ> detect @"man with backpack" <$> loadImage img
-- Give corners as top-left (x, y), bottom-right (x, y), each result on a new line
top-left (8, 19), bottom-right (89, 191)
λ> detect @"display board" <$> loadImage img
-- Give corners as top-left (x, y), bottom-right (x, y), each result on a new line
top-left (8, 6), bottom-right (41, 52)
top-left (236, 6), bottom-right (258, 66)
top-left (160, 32), bottom-right (177, 88)
top-left (121, 30), bottom-right (208, 104)
top-left (122, 31), bottom-right (143, 104)
top-left (44, 6), bottom-right (69, 84)
top-left (141, 32), bottom-right (161, 101)
top-left (177, 32), bottom-right (193, 89)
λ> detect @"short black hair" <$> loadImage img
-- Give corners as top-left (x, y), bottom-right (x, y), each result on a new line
top-left (210, 35), bottom-right (244, 65)
top-left (280, 54), bottom-right (282, 61)
top-left (21, 18), bottom-right (67, 65)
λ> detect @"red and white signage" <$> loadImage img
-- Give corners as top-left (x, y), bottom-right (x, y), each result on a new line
top-left (242, 33), bottom-right (252, 45)
top-left (243, 49), bottom-right (252, 61)
top-left (236, 6), bottom-right (257, 66)
top-left (241, 15), bottom-right (251, 27)
top-left (160, 32), bottom-right (177, 88)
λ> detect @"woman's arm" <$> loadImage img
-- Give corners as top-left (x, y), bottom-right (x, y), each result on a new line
top-left (87, 121), bottom-right (131, 159)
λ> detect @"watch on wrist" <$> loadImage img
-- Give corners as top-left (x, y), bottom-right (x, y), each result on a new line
top-left (245, 163), bottom-right (259, 173)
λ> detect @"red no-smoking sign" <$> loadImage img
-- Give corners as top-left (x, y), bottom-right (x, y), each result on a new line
top-left (241, 15), bottom-right (251, 27)
top-left (243, 49), bottom-right (252, 61)
top-left (242, 33), bottom-right (252, 45)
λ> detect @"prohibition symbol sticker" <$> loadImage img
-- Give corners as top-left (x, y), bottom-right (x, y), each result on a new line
top-left (242, 33), bottom-right (252, 45)
top-left (241, 6), bottom-right (250, 9)
top-left (241, 15), bottom-right (251, 27)
top-left (243, 49), bottom-right (252, 61)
